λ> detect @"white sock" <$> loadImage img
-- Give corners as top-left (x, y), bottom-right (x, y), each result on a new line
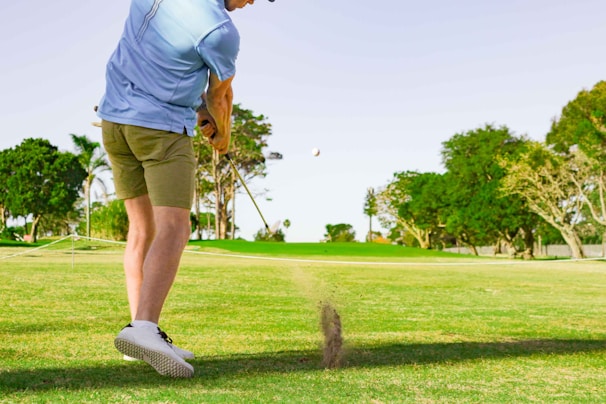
top-left (131, 320), bottom-right (158, 329)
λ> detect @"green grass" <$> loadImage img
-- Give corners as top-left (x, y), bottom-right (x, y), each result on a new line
top-left (1, 238), bottom-right (606, 403)
top-left (0, 240), bottom-right (39, 248)
top-left (189, 239), bottom-right (469, 258)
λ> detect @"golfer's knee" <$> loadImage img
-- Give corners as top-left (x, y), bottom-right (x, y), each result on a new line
top-left (127, 226), bottom-right (155, 247)
top-left (155, 218), bottom-right (190, 245)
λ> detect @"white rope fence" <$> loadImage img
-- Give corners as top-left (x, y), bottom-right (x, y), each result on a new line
top-left (0, 235), bottom-right (72, 260)
top-left (2, 234), bottom-right (606, 266)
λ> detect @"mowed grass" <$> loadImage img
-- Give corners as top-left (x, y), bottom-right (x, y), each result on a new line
top-left (1, 239), bottom-right (606, 403)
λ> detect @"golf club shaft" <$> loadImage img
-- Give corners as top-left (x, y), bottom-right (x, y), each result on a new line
top-left (225, 153), bottom-right (271, 233)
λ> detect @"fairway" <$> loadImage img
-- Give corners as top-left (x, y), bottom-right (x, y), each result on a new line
top-left (1, 239), bottom-right (606, 403)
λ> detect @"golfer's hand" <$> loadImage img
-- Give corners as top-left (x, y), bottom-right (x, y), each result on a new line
top-left (197, 108), bottom-right (216, 137)
top-left (200, 120), bottom-right (216, 139)
top-left (208, 131), bottom-right (230, 154)
top-left (197, 108), bottom-right (229, 154)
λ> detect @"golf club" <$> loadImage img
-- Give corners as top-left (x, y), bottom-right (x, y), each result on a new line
top-left (225, 153), bottom-right (271, 234)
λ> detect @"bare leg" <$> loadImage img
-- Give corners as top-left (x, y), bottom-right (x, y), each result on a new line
top-left (135, 205), bottom-right (191, 324)
top-left (123, 195), bottom-right (156, 320)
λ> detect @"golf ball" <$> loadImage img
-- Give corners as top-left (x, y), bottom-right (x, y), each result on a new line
top-left (312, 147), bottom-right (320, 157)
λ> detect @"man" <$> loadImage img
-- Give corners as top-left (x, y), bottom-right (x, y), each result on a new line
top-left (97, 0), bottom-right (274, 378)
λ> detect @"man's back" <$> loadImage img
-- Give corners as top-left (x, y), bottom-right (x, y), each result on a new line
top-left (97, 0), bottom-right (240, 135)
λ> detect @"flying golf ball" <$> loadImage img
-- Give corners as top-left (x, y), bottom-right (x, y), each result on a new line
top-left (312, 147), bottom-right (320, 157)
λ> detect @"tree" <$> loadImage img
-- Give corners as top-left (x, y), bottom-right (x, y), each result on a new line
top-left (546, 81), bottom-right (606, 232)
top-left (190, 209), bottom-right (215, 240)
top-left (85, 199), bottom-right (129, 241)
top-left (192, 149), bottom-right (216, 240)
top-left (70, 134), bottom-right (110, 239)
top-left (283, 218), bottom-right (291, 239)
top-left (0, 148), bottom-right (10, 231)
top-left (3, 138), bottom-right (86, 242)
top-left (254, 227), bottom-right (285, 242)
top-left (378, 171), bottom-right (447, 249)
top-left (441, 124), bottom-right (538, 256)
top-left (227, 105), bottom-right (273, 239)
top-left (324, 223), bottom-right (356, 242)
top-left (500, 141), bottom-right (585, 258)
top-left (547, 81), bottom-right (606, 159)
top-left (40, 207), bottom-right (82, 236)
top-left (363, 187), bottom-right (378, 242)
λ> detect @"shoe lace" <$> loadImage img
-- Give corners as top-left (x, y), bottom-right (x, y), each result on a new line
top-left (157, 329), bottom-right (173, 345)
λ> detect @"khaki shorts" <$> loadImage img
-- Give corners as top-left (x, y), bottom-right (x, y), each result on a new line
top-left (102, 121), bottom-right (195, 209)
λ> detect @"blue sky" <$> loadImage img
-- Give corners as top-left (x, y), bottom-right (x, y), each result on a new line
top-left (1, 0), bottom-right (605, 241)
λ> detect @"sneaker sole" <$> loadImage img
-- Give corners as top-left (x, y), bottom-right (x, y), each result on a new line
top-left (115, 338), bottom-right (194, 378)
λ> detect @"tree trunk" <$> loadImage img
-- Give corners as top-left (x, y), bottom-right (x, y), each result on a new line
top-left (521, 227), bottom-right (535, 260)
top-left (231, 170), bottom-right (236, 240)
top-left (500, 236), bottom-right (517, 258)
top-left (468, 244), bottom-right (479, 256)
top-left (85, 178), bottom-right (91, 239)
top-left (414, 230), bottom-right (431, 249)
top-left (212, 150), bottom-right (224, 239)
top-left (206, 201), bottom-right (211, 240)
top-left (28, 215), bottom-right (41, 243)
top-left (422, 230), bottom-right (431, 249)
top-left (194, 183), bottom-right (202, 240)
top-left (211, 150), bottom-right (235, 240)
top-left (560, 229), bottom-right (585, 259)
top-left (494, 237), bottom-right (507, 256)
top-left (215, 184), bottom-right (225, 239)
top-left (401, 220), bottom-right (431, 249)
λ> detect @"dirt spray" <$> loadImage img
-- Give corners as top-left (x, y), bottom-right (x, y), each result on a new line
top-left (320, 301), bottom-right (343, 368)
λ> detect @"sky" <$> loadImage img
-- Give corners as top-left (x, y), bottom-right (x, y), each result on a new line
top-left (1, 0), bottom-right (605, 242)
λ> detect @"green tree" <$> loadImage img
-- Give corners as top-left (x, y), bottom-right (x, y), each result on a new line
top-left (546, 81), bottom-right (606, 232)
top-left (190, 210), bottom-right (215, 240)
top-left (84, 199), bottom-right (129, 241)
top-left (547, 81), bottom-right (606, 159)
top-left (363, 187), bottom-right (378, 242)
top-left (70, 133), bottom-right (110, 239)
top-left (40, 207), bottom-right (82, 236)
top-left (441, 124), bottom-right (538, 256)
top-left (254, 227), bottom-right (285, 242)
top-left (378, 171), bottom-right (447, 249)
top-left (0, 148), bottom-right (10, 230)
top-left (324, 223), bottom-right (356, 242)
top-left (3, 138), bottom-right (86, 242)
top-left (282, 218), bottom-right (291, 241)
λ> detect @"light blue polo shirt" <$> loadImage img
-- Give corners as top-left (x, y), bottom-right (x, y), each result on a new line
top-left (97, 0), bottom-right (240, 136)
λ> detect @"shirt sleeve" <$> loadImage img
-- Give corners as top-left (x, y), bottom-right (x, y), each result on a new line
top-left (198, 22), bottom-right (240, 82)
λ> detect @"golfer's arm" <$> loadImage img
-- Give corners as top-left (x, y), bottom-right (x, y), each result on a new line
top-left (205, 72), bottom-right (234, 154)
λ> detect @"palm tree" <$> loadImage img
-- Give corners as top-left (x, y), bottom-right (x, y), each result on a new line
top-left (70, 134), bottom-right (110, 238)
top-left (283, 218), bottom-right (291, 238)
top-left (363, 187), bottom-right (378, 242)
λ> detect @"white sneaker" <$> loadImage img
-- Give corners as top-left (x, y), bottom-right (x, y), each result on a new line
top-left (122, 334), bottom-right (194, 361)
top-left (115, 324), bottom-right (194, 378)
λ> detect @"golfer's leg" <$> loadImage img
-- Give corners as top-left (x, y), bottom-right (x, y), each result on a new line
top-left (135, 206), bottom-right (191, 324)
top-left (123, 195), bottom-right (156, 320)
